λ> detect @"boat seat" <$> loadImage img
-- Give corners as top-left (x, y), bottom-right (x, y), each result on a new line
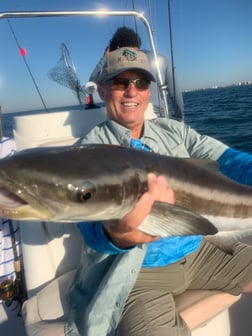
top-left (20, 220), bottom-right (241, 336)
top-left (21, 269), bottom-right (241, 336)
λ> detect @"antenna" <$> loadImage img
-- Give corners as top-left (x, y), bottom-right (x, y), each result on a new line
top-left (7, 19), bottom-right (48, 112)
top-left (167, 0), bottom-right (180, 120)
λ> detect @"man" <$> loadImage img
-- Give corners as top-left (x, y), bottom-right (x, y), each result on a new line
top-left (89, 26), bottom-right (184, 120)
top-left (65, 48), bottom-right (252, 336)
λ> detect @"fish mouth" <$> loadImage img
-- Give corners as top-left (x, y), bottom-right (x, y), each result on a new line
top-left (0, 186), bottom-right (52, 220)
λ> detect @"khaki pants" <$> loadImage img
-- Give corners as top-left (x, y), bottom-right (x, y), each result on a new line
top-left (116, 239), bottom-right (252, 336)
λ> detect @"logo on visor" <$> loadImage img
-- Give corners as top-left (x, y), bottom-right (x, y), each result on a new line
top-left (122, 49), bottom-right (137, 61)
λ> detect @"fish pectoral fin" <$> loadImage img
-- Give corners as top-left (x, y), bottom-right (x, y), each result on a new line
top-left (138, 201), bottom-right (218, 237)
top-left (206, 230), bottom-right (252, 255)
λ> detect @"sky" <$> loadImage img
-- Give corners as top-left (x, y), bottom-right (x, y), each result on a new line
top-left (0, 0), bottom-right (252, 113)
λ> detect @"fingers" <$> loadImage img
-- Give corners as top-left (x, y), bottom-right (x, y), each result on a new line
top-left (147, 173), bottom-right (174, 204)
top-left (117, 174), bottom-right (174, 232)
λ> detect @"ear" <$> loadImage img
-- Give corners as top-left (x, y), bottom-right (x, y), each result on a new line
top-left (97, 84), bottom-right (105, 101)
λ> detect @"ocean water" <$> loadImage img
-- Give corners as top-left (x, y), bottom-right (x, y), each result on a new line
top-left (1, 85), bottom-right (252, 153)
top-left (183, 85), bottom-right (252, 153)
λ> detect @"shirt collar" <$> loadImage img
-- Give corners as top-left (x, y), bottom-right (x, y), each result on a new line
top-left (107, 119), bottom-right (157, 151)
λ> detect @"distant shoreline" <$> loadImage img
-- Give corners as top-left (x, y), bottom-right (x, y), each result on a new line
top-left (183, 81), bottom-right (252, 93)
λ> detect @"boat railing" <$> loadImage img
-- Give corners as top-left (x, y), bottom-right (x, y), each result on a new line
top-left (0, 10), bottom-right (169, 118)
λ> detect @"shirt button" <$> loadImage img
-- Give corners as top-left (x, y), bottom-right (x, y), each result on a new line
top-left (131, 268), bottom-right (136, 274)
top-left (116, 302), bottom-right (121, 308)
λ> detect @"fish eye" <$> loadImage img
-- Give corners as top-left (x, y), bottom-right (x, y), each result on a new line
top-left (77, 181), bottom-right (96, 202)
top-left (67, 181), bottom-right (96, 202)
top-left (78, 188), bottom-right (95, 202)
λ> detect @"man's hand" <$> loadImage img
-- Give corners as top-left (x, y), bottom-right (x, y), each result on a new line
top-left (102, 173), bottom-right (174, 248)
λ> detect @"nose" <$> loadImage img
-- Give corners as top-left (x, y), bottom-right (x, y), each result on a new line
top-left (125, 82), bottom-right (138, 96)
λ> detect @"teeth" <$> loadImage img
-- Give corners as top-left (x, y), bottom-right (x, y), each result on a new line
top-left (123, 103), bottom-right (137, 107)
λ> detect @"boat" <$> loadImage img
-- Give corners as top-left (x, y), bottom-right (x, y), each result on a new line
top-left (0, 7), bottom-right (251, 336)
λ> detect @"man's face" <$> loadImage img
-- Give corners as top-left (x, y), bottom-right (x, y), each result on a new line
top-left (98, 70), bottom-right (151, 131)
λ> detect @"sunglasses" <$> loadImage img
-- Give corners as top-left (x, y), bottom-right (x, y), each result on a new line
top-left (105, 78), bottom-right (150, 91)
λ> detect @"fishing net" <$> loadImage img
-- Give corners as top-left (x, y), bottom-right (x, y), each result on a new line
top-left (48, 43), bottom-right (86, 105)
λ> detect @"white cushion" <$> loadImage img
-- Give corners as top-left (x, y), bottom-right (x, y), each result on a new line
top-left (37, 270), bottom-right (74, 321)
top-left (23, 270), bottom-right (74, 325)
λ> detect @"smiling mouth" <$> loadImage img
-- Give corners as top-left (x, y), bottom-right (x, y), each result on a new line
top-left (122, 102), bottom-right (138, 108)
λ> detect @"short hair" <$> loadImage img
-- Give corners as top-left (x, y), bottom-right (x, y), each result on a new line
top-left (109, 26), bottom-right (142, 51)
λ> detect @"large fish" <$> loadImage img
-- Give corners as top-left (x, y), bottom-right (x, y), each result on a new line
top-left (0, 144), bottom-right (252, 251)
